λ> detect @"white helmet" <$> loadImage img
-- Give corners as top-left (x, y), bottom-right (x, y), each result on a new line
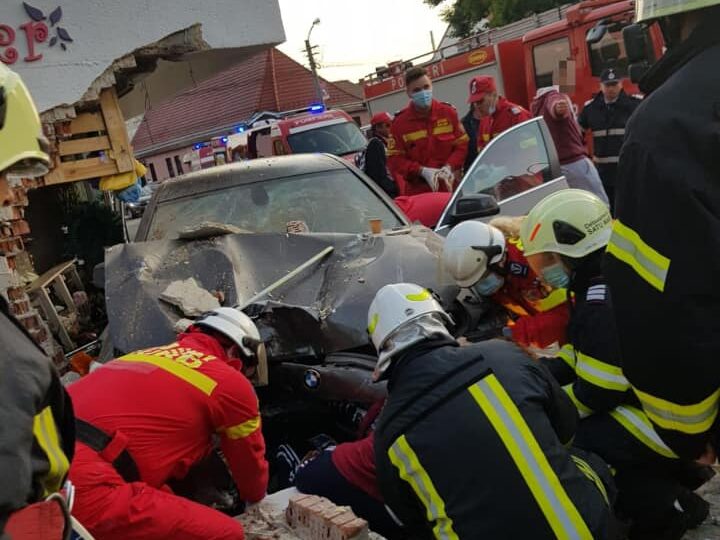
top-left (195, 307), bottom-right (265, 362)
top-left (367, 283), bottom-right (453, 379)
top-left (442, 221), bottom-right (506, 287)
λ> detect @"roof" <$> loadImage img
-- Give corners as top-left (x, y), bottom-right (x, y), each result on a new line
top-left (132, 49), bottom-right (365, 155)
top-left (331, 80), bottom-right (364, 100)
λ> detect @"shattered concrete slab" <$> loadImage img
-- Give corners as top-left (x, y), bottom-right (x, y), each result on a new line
top-left (159, 278), bottom-right (219, 317)
top-left (179, 222), bottom-right (249, 240)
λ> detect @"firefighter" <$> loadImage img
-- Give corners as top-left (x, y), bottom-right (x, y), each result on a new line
top-left (520, 190), bottom-right (712, 539)
top-left (441, 219), bottom-right (569, 348)
top-left (369, 283), bottom-right (614, 539)
top-left (0, 63), bottom-right (76, 539)
top-left (468, 75), bottom-right (531, 155)
top-left (604, 0), bottom-right (720, 460)
top-left (356, 111), bottom-right (399, 197)
top-left (387, 67), bottom-right (469, 195)
top-left (68, 308), bottom-right (269, 540)
top-left (577, 69), bottom-right (641, 212)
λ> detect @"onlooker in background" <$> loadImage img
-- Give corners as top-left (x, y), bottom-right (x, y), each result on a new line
top-left (578, 69), bottom-right (641, 212)
top-left (531, 87), bottom-right (609, 205)
top-left (355, 112), bottom-right (399, 197)
top-left (387, 67), bottom-right (469, 195)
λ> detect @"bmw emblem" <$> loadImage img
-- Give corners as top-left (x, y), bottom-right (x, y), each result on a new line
top-left (304, 369), bottom-right (321, 390)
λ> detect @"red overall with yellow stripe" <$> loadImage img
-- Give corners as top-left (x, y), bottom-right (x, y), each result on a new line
top-left (68, 331), bottom-right (268, 540)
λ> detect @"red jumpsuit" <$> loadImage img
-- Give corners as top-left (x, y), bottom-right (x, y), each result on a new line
top-left (495, 239), bottom-right (570, 348)
top-left (477, 97), bottom-right (532, 151)
top-left (394, 192), bottom-right (452, 228)
top-left (68, 331), bottom-right (269, 540)
top-left (387, 100), bottom-right (469, 196)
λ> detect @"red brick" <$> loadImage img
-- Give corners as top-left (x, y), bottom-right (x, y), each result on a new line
top-left (6, 287), bottom-right (25, 301)
top-left (11, 299), bottom-right (31, 315)
top-left (10, 220), bottom-right (30, 236)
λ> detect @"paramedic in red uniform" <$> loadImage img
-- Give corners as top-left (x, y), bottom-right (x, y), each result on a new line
top-left (470, 75), bottom-right (532, 152)
top-left (68, 308), bottom-right (269, 540)
top-left (387, 66), bottom-right (469, 195)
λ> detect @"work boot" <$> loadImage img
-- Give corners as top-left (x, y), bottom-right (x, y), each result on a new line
top-left (677, 489), bottom-right (710, 529)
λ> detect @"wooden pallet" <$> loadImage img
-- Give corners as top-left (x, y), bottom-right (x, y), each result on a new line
top-left (43, 88), bottom-right (135, 186)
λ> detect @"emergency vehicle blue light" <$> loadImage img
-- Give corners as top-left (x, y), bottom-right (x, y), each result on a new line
top-left (309, 103), bottom-right (325, 113)
top-left (236, 126), bottom-right (245, 133)
top-left (221, 137), bottom-right (228, 143)
top-left (193, 143), bottom-right (202, 150)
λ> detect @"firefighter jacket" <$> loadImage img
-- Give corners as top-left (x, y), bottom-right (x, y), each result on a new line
top-left (0, 297), bottom-right (74, 535)
top-left (387, 100), bottom-right (469, 196)
top-left (496, 239), bottom-right (570, 348)
top-left (577, 91), bottom-right (640, 188)
top-left (68, 330), bottom-right (269, 502)
top-left (477, 97), bottom-right (532, 151)
top-left (375, 338), bottom-right (612, 539)
top-left (604, 19), bottom-right (720, 460)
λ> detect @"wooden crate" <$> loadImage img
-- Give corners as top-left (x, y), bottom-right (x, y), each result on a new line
top-left (43, 88), bottom-right (135, 186)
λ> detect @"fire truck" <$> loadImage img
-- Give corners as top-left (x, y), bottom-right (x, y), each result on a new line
top-left (362, 0), bottom-right (663, 115)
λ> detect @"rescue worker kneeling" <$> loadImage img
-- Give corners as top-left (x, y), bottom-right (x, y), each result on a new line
top-left (68, 308), bottom-right (269, 540)
top-left (519, 190), bottom-right (712, 539)
top-left (369, 283), bottom-right (614, 539)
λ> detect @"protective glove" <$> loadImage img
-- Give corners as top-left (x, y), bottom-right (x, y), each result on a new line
top-left (420, 167), bottom-right (440, 192)
top-left (437, 165), bottom-right (455, 191)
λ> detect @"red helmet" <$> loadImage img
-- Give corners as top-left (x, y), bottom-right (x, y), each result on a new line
top-left (468, 76), bottom-right (497, 103)
top-left (371, 112), bottom-right (393, 126)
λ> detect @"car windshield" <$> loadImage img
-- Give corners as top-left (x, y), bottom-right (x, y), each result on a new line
top-left (145, 170), bottom-right (404, 241)
top-left (287, 122), bottom-right (367, 156)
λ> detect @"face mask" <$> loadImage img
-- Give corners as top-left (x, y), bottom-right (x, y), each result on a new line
top-left (541, 263), bottom-right (570, 289)
top-left (472, 272), bottom-right (505, 296)
top-left (411, 89), bottom-right (433, 109)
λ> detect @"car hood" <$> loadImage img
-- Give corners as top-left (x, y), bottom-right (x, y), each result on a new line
top-left (104, 227), bottom-right (456, 359)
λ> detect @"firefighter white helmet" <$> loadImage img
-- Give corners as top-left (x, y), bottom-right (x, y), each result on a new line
top-left (195, 307), bottom-right (264, 361)
top-left (635, 0), bottom-right (720, 23)
top-left (368, 283), bottom-right (453, 380)
top-left (442, 221), bottom-right (506, 288)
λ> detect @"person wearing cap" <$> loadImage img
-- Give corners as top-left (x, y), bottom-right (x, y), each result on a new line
top-left (0, 63), bottom-right (76, 539)
top-left (368, 282), bottom-right (614, 539)
top-left (387, 67), bottom-right (469, 195)
top-left (605, 0), bottom-right (720, 461)
top-left (465, 75), bottom-right (531, 161)
top-left (356, 111), bottom-right (399, 197)
top-left (520, 190), bottom-right (712, 539)
top-left (67, 307), bottom-right (269, 539)
top-left (577, 69), bottom-right (641, 212)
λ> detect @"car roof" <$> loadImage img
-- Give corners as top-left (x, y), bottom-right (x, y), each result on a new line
top-left (154, 154), bottom-right (348, 202)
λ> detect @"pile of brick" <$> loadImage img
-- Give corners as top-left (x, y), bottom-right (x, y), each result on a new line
top-left (286, 495), bottom-right (369, 540)
top-left (0, 177), bottom-right (60, 362)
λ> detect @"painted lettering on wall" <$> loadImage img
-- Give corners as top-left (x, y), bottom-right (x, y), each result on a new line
top-left (0, 3), bottom-right (73, 65)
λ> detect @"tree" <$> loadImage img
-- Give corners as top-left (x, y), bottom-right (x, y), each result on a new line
top-left (425, 0), bottom-right (570, 37)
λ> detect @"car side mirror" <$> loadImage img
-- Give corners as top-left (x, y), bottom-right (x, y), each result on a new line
top-left (448, 194), bottom-right (500, 225)
top-left (586, 20), bottom-right (608, 45)
top-left (623, 24), bottom-right (652, 83)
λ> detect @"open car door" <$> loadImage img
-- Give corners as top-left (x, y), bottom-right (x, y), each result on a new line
top-left (435, 117), bottom-right (568, 234)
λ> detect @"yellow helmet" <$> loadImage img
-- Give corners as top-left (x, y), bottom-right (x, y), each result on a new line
top-left (0, 63), bottom-right (50, 178)
top-left (636, 0), bottom-right (720, 23)
top-left (520, 189), bottom-right (612, 258)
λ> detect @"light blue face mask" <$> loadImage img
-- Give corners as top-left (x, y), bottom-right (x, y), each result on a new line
top-left (411, 89), bottom-right (433, 109)
top-left (542, 263), bottom-right (570, 289)
top-left (472, 272), bottom-right (505, 297)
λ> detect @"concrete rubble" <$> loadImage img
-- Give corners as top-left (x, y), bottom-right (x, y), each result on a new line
top-left (178, 222), bottom-right (248, 240)
top-left (159, 278), bottom-right (220, 317)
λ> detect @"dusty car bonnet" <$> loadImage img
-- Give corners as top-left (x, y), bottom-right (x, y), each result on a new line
top-left (104, 226), bottom-right (457, 359)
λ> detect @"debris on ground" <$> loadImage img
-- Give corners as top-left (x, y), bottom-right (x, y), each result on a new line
top-left (178, 222), bottom-right (249, 240)
top-left (173, 318), bottom-right (195, 333)
top-left (684, 473), bottom-right (720, 539)
top-left (159, 278), bottom-right (220, 317)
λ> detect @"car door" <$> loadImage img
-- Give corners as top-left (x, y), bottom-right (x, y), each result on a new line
top-left (435, 117), bottom-right (568, 235)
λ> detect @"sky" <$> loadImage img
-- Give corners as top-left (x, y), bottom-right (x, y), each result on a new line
top-left (277, 0), bottom-right (450, 83)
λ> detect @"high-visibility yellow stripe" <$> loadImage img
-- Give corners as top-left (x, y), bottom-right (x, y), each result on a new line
top-left (388, 435), bottom-right (459, 540)
top-left (634, 386), bottom-right (720, 435)
top-left (575, 352), bottom-right (629, 392)
top-left (609, 405), bottom-right (678, 459)
top-left (536, 288), bottom-right (567, 311)
top-left (33, 406), bottom-right (70, 496)
top-left (571, 455), bottom-right (609, 506)
top-left (469, 375), bottom-right (592, 539)
top-left (368, 313), bottom-right (379, 335)
top-left (606, 220), bottom-right (670, 292)
top-left (386, 149), bottom-right (404, 157)
top-left (118, 353), bottom-right (218, 396)
top-left (432, 125), bottom-right (454, 135)
top-left (406, 289), bottom-right (431, 302)
top-left (403, 129), bottom-right (428, 143)
top-left (454, 133), bottom-right (470, 144)
top-left (563, 384), bottom-right (593, 419)
top-left (222, 416), bottom-right (261, 439)
top-left (557, 344), bottom-right (576, 370)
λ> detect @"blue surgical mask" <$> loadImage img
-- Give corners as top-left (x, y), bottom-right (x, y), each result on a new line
top-left (542, 263), bottom-right (570, 289)
top-left (472, 272), bottom-right (505, 296)
top-left (411, 89), bottom-right (433, 109)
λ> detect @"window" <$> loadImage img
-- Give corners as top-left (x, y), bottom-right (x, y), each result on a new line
top-left (174, 156), bottom-right (184, 176)
top-left (165, 157), bottom-right (176, 178)
top-left (587, 21), bottom-right (655, 77)
top-left (148, 163), bottom-right (157, 182)
top-left (287, 121), bottom-right (367, 156)
top-left (533, 37), bottom-right (571, 89)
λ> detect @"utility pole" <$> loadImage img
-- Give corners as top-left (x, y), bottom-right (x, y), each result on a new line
top-left (305, 18), bottom-right (325, 107)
